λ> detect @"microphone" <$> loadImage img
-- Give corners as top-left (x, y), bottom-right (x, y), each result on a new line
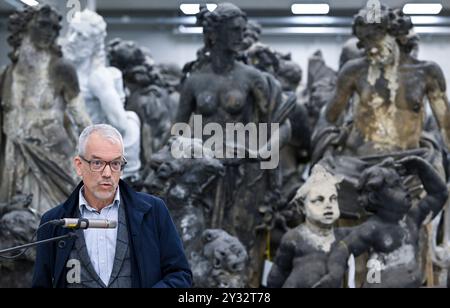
top-left (50, 218), bottom-right (117, 229)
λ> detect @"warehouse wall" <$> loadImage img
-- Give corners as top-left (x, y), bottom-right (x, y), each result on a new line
top-left (105, 25), bottom-right (450, 94)
top-left (0, 21), bottom-right (450, 96)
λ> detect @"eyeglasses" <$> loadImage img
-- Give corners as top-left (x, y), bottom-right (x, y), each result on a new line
top-left (79, 156), bottom-right (127, 173)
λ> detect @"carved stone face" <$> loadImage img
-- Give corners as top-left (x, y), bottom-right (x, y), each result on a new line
top-left (28, 12), bottom-right (59, 50)
top-left (216, 16), bottom-right (246, 52)
top-left (202, 229), bottom-right (248, 288)
top-left (304, 185), bottom-right (340, 226)
top-left (64, 21), bottom-right (97, 62)
top-left (376, 183), bottom-right (412, 219)
top-left (365, 34), bottom-right (399, 66)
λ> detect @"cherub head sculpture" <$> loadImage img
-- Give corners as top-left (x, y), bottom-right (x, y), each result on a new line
top-left (291, 165), bottom-right (342, 227)
top-left (357, 160), bottom-right (412, 222)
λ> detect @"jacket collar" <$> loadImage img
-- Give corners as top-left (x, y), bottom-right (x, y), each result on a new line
top-left (62, 180), bottom-right (153, 217)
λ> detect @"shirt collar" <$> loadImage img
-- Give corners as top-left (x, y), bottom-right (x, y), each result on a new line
top-left (79, 185), bottom-right (121, 214)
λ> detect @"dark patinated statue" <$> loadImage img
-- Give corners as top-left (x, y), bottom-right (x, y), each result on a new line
top-left (0, 5), bottom-right (91, 213)
top-left (143, 137), bottom-right (251, 287)
top-left (243, 41), bottom-right (310, 200)
top-left (177, 3), bottom-right (285, 286)
top-left (0, 194), bottom-right (40, 288)
top-left (241, 20), bottom-right (262, 52)
top-left (316, 156), bottom-right (448, 288)
top-left (143, 137), bottom-right (224, 260)
top-left (107, 38), bottom-right (173, 162)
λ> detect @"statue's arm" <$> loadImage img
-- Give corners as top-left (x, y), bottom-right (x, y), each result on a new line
top-left (55, 60), bottom-right (92, 132)
top-left (426, 62), bottom-right (450, 150)
top-left (315, 222), bottom-right (375, 288)
top-left (325, 61), bottom-right (358, 124)
top-left (89, 67), bottom-right (128, 135)
top-left (398, 156), bottom-right (448, 226)
top-left (175, 78), bottom-right (195, 124)
top-left (267, 233), bottom-right (295, 288)
top-left (250, 70), bottom-right (270, 118)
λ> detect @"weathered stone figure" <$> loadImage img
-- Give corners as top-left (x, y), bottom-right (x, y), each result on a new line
top-left (267, 165), bottom-right (347, 288)
top-left (325, 6), bottom-right (450, 156)
top-left (107, 39), bottom-right (173, 162)
top-left (0, 194), bottom-right (40, 288)
top-left (0, 5), bottom-right (91, 213)
top-left (143, 137), bottom-right (224, 260)
top-left (191, 229), bottom-right (248, 288)
top-left (317, 156), bottom-right (448, 288)
top-left (63, 10), bottom-right (141, 180)
top-left (311, 5), bottom-right (448, 220)
top-left (176, 3), bottom-right (278, 286)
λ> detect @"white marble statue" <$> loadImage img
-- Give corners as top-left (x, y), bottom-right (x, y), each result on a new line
top-left (63, 9), bottom-right (141, 180)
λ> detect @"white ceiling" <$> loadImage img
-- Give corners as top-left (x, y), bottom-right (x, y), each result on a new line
top-left (1, 0), bottom-right (449, 12)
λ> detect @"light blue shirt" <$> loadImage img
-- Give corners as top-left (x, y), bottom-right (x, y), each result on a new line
top-left (79, 186), bottom-right (120, 286)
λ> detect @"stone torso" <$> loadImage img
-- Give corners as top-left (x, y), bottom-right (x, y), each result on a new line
top-left (281, 225), bottom-right (346, 288)
top-left (2, 41), bottom-right (73, 158)
top-left (365, 216), bottom-right (422, 287)
top-left (350, 59), bottom-right (430, 155)
top-left (189, 62), bottom-right (261, 126)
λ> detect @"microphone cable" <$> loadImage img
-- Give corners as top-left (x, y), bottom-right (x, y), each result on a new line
top-left (0, 219), bottom-right (60, 260)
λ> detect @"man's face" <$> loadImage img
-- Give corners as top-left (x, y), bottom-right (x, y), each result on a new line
top-left (74, 133), bottom-right (123, 204)
top-left (63, 22), bottom-right (96, 62)
top-left (304, 186), bottom-right (340, 226)
top-left (28, 13), bottom-right (59, 50)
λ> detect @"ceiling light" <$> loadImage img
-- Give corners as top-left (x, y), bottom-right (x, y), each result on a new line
top-left (20, 0), bottom-right (39, 6)
top-left (180, 3), bottom-right (217, 15)
top-left (206, 4), bottom-right (217, 11)
top-left (291, 3), bottom-right (330, 15)
top-left (403, 3), bottom-right (443, 15)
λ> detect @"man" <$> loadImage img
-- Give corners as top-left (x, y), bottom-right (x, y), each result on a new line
top-left (32, 124), bottom-right (192, 288)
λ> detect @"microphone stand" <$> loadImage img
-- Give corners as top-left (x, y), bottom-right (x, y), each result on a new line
top-left (0, 233), bottom-right (78, 256)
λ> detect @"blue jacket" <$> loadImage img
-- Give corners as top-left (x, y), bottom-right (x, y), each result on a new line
top-left (32, 180), bottom-right (192, 288)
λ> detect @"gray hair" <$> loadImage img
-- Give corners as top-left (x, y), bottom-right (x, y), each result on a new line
top-left (78, 124), bottom-right (124, 156)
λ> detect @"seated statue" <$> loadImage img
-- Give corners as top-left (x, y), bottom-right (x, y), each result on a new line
top-left (0, 5), bottom-right (91, 213)
top-left (267, 164), bottom-right (348, 288)
top-left (191, 229), bottom-right (248, 288)
top-left (317, 156), bottom-right (448, 288)
top-left (63, 9), bottom-right (141, 180)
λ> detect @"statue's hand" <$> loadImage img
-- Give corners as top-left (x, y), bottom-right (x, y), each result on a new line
top-left (312, 274), bottom-right (334, 289)
top-left (395, 156), bottom-right (426, 174)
